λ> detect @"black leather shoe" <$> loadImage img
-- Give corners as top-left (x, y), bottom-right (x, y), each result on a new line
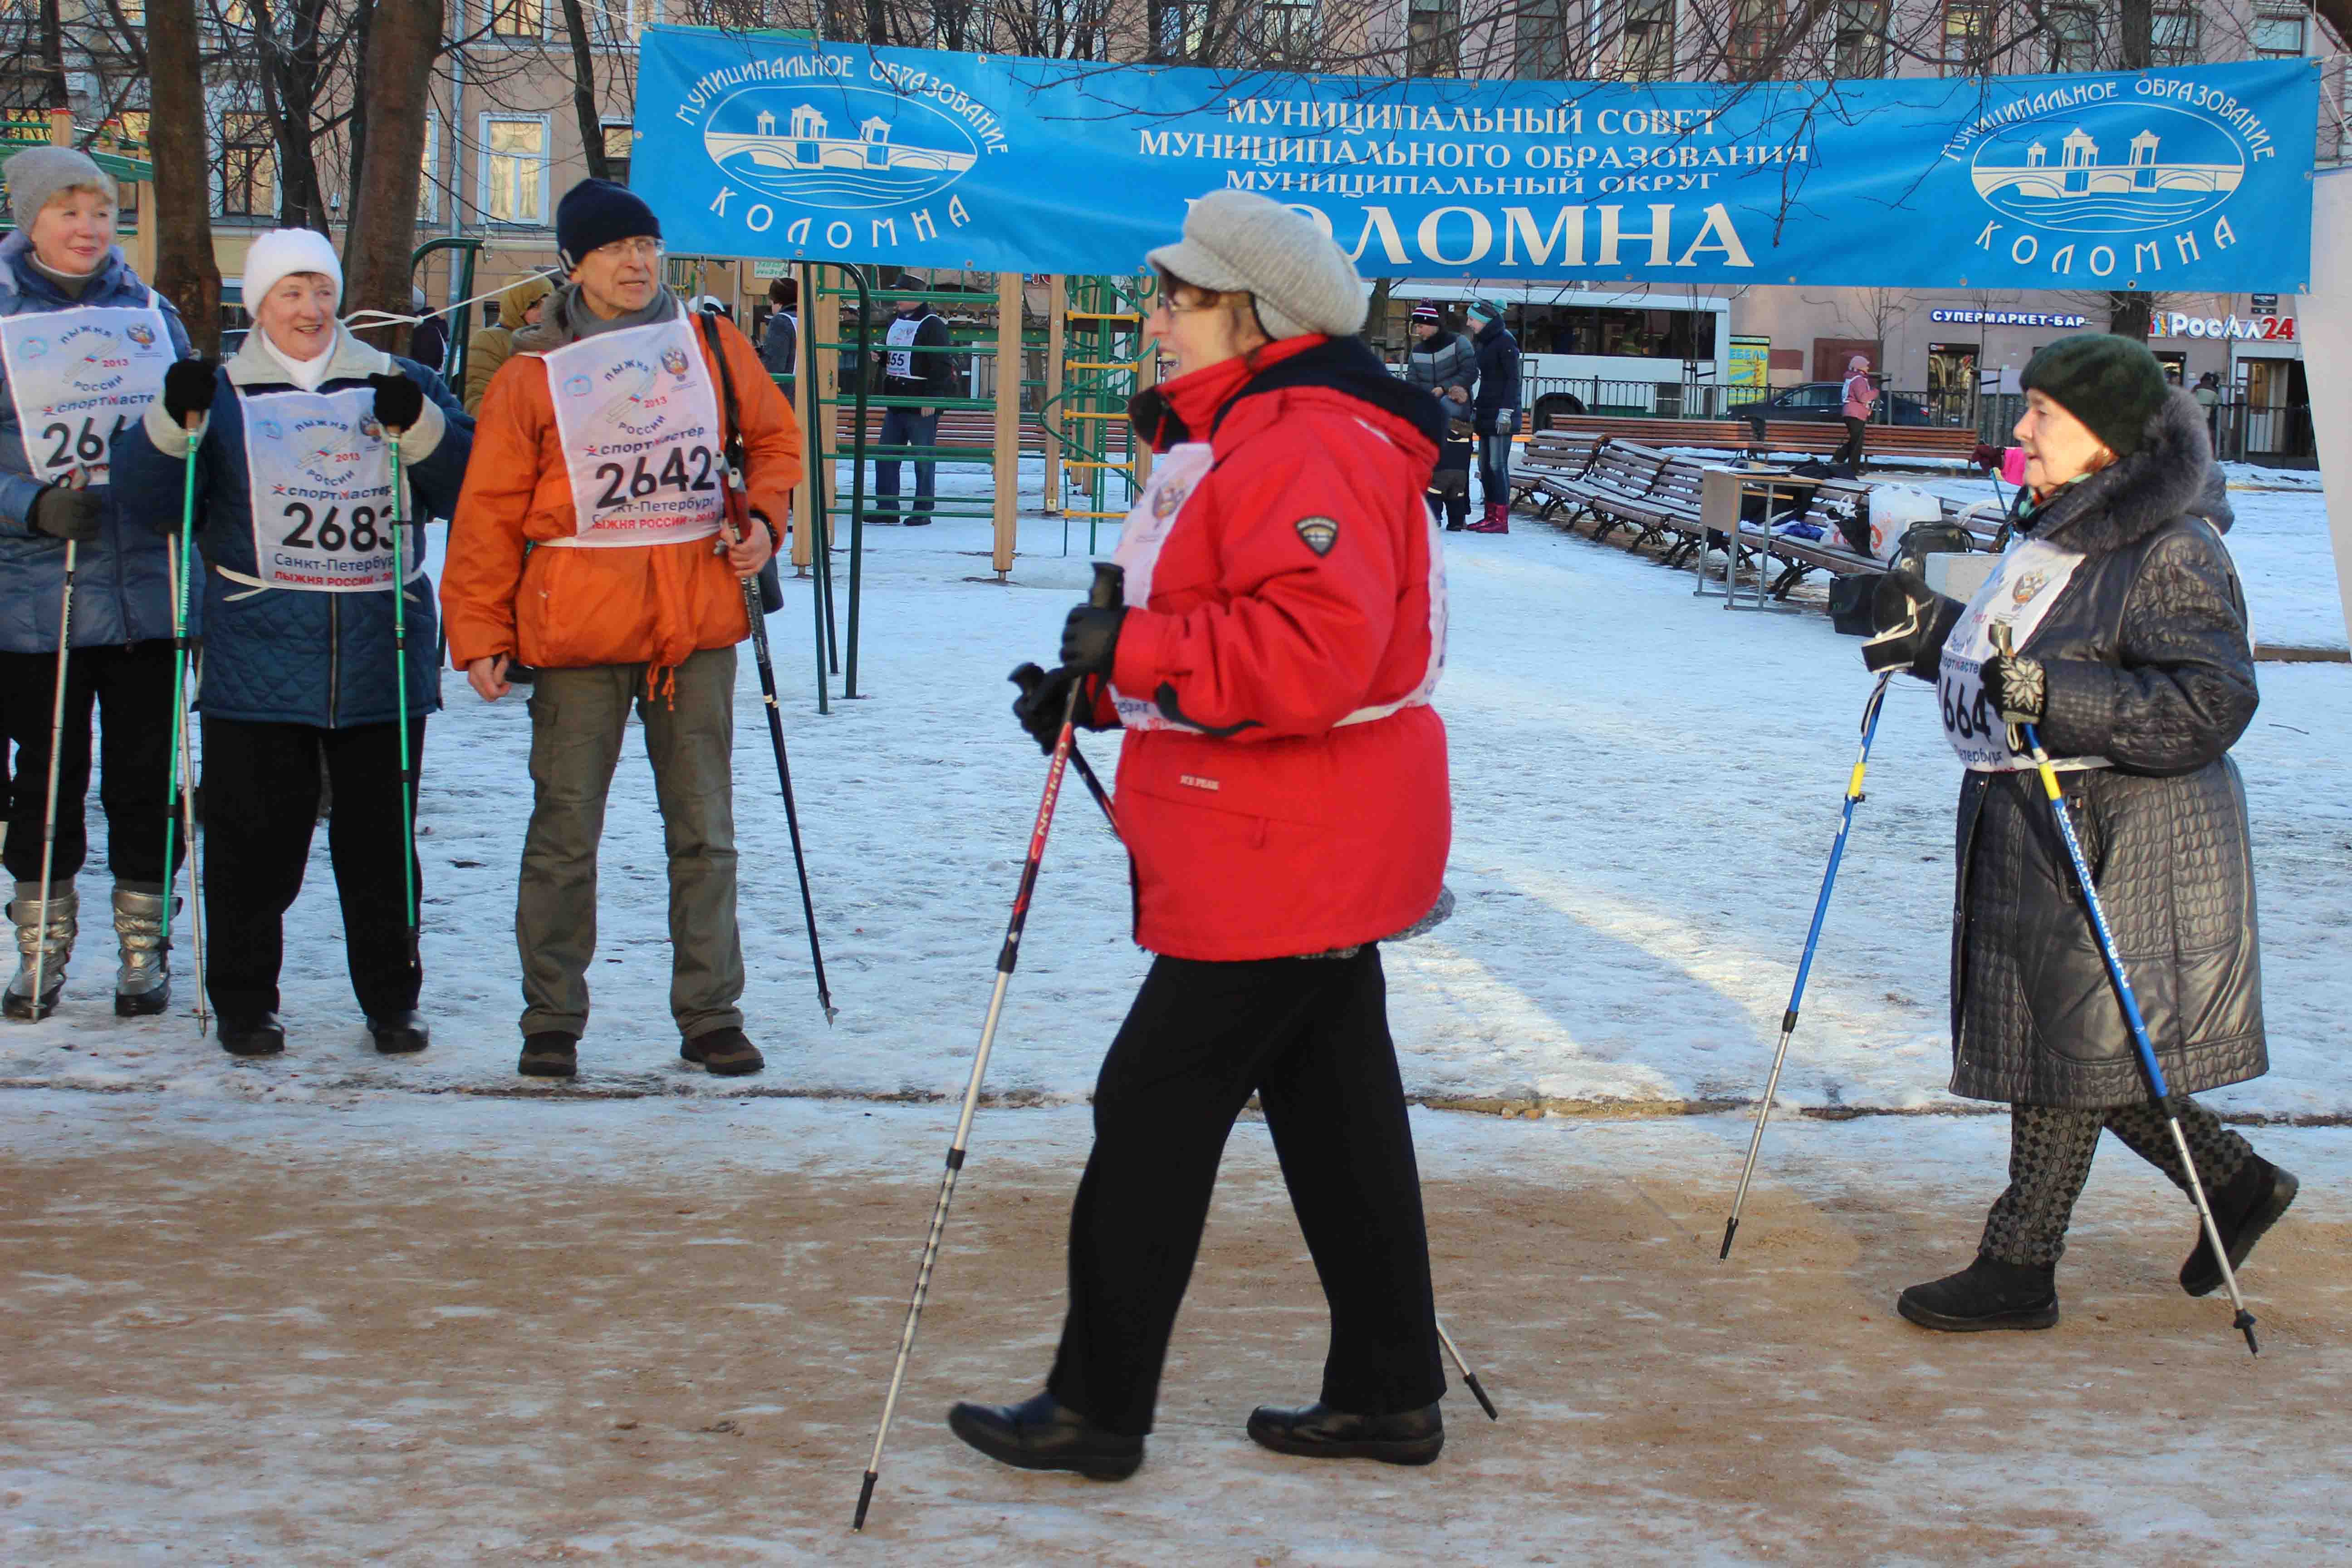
top-left (367, 1009), bottom-right (430, 1054)
top-left (1246, 1401), bottom-right (1444, 1465)
top-left (518, 1031), bottom-right (578, 1079)
top-left (680, 1027), bottom-right (764, 1077)
top-left (2182, 1158), bottom-right (2298, 1298)
top-left (218, 1012), bottom-right (286, 1058)
top-left (946, 1391), bottom-right (1142, 1481)
top-left (1896, 1255), bottom-right (2059, 1332)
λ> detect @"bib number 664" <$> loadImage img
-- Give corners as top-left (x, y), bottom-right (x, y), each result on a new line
top-left (283, 501), bottom-right (384, 552)
top-left (1940, 671), bottom-right (1997, 741)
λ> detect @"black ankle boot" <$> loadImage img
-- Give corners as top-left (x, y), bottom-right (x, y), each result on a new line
top-left (2182, 1157), bottom-right (2299, 1298)
top-left (367, 1009), bottom-right (430, 1054)
top-left (1897, 1255), bottom-right (2059, 1332)
top-left (946, 1391), bottom-right (1142, 1480)
top-left (1246, 1401), bottom-right (1445, 1465)
top-left (217, 1012), bottom-right (286, 1058)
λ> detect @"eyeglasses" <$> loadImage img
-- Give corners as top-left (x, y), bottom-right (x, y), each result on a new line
top-left (1149, 293), bottom-right (1223, 318)
top-left (591, 236), bottom-right (664, 263)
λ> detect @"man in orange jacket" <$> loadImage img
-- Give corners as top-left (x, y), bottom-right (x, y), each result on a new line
top-left (441, 180), bottom-right (803, 1081)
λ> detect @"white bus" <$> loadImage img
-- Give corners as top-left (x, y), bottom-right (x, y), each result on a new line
top-left (1385, 281), bottom-right (1735, 426)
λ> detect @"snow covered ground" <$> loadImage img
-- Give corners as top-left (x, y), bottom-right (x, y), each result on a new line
top-left (1, 461), bottom-right (2344, 1117)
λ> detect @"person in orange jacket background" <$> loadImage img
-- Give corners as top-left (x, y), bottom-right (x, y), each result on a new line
top-left (440, 180), bottom-right (802, 1083)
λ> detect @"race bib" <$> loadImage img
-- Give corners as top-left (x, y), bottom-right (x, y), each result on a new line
top-left (241, 386), bottom-right (406, 593)
top-left (1938, 536), bottom-right (2102, 773)
top-left (541, 317), bottom-right (726, 549)
top-left (0, 297), bottom-right (173, 485)
top-left (885, 314), bottom-right (920, 380)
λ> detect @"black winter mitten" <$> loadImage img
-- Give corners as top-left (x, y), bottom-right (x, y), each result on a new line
top-left (1058, 603), bottom-right (1126, 677)
top-left (367, 372), bottom-right (426, 432)
top-left (162, 359), bottom-right (216, 424)
top-left (1861, 566), bottom-right (1943, 675)
top-left (1980, 652), bottom-right (2047, 725)
top-left (1009, 662), bottom-right (1112, 755)
top-left (29, 484), bottom-right (102, 542)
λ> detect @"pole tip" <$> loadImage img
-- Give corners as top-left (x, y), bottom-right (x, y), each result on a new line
top-left (2236, 1311), bottom-right (2260, 1356)
top-left (852, 1471), bottom-right (878, 1533)
top-left (1718, 1217), bottom-right (1738, 1260)
top-left (1464, 1372), bottom-right (1499, 1422)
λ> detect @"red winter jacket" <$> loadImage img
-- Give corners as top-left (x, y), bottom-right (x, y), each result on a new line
top-left (1106, 334), bottom-right (1451, 962)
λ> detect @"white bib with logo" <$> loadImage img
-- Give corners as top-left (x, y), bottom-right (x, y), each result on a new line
top-left (241, 386), bottom-right (408, 593)
top-left (541, 317), bottom-right (726, 549)
top-left (0, 294), bottom-right (173, 485)
top-left (1938, 535), bottom-right (2104, 773)
top-left (885, 314), bottom-right (922, 380)
top-left (1107, 435), bottom-right (1446, 735)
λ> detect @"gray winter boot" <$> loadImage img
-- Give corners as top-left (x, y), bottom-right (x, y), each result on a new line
top-left (112, 882), bottom-right (174, 1018)
top-left (4, 881), bottom-right (78, 1022)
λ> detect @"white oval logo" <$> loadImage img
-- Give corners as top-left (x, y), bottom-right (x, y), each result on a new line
top-left (1970, 103), bottom-right (2244, 236)
top-left (703, 85), bottom-right (980, 211)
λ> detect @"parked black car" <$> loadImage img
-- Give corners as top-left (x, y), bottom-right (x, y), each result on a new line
top-left (1730, 381), bottom-right (1936, 427)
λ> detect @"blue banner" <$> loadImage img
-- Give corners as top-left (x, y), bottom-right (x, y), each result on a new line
top-left (632, 30), bottom-right (2319, 292)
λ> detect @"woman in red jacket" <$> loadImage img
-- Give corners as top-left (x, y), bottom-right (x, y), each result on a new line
top-left (950, 191), bottom-right (1455, 1480)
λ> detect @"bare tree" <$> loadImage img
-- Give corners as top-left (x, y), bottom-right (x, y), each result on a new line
top-left (146, 0), bottom-right (223, 357)
top-left (343, 0), bottom-right (437, 355)
top-left (557, 0), bottom-right (612, 183)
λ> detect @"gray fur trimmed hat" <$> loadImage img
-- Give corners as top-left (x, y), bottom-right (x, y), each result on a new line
top-left (1146, 190), bottom-right (1367, 341)
top-left (4, 146), bottom-right (117, 232)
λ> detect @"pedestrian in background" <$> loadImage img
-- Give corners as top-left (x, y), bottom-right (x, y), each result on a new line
top-left (1401, 303), bottom-right (1475, 402)
top-left (871, 279), bottom-right (955, 524)
top-left (760, 277), bottom-right (799, 402)
top-left (464, 274), bottom-right (554, 417)
top-left (1464, 299), bottom-right (1518, 532)
top-left (441, 179), bottom-right (803, 1083)
top-left (0, 146), bottom-right (194, 1020)
top-left (1862, 334), bottom-right (2294, 1333)
top-left (1834, 353), bottom-right (1875, 468)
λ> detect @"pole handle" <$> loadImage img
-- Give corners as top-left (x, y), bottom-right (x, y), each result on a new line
top-left (1089, 560), bottom-right (1125, 611)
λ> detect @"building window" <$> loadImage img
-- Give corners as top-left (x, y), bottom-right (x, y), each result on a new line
top-left (602, 122), bottom-right (634, 186)
top-left (1621, 0), bottom-right (1673, 81)
top-left (1833, 0), bottom-right (1887, 78)
top-left (2251, 6), bottom-right (2306, 59)
top-left (419, 113), bottom-right (439, 224)
top-left (593, 0), bottom-right (638, 44)
top-left (1941, 0), bottom-right (1988, 73)
top-left (1407, 0), bottom-right (1457, 77)
top-left (1727, 0), bottom-right (1778, 76)
top-left (2148, 6), bottom-right (2197, 65)
top-left (1263, 0), bottom-right (1314, 61)
top-left (2047, 4), bottom-right (2097, 71)
top-left (489, 0), bottom-right (544, 38)
top-left (1514, 0), bottom-right (1573, 78)
top-left (218, 109), bottom-right (274, 219)
top-left (480, 116), bottom-right (549, 226)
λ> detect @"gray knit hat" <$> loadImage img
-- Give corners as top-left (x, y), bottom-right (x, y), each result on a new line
top-left (1145, 190), bottom-right (1367, 341)
top-left (4, 146), bottom-right (117, 232)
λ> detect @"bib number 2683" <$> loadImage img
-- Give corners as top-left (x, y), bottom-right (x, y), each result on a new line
top-left (283, 501), bottom-right (385, 552)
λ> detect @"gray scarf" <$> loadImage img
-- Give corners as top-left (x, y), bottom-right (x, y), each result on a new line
top-left (544, 282), bottom-right (679, 345)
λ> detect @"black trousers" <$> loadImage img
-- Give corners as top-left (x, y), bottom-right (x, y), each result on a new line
top-left (1046, 947), bottom-right (1445, 1437)
top-left (1978, 1098), bottom-right (2255, 1267)
top-left (1834, 416), bottom-right (1868, 466)
top-left (0, 640), bottom-right (181, 888)
top-left (200, 714), bottom-right (424, 1019)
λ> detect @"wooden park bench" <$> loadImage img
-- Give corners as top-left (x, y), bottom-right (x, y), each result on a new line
top-left (1545, 413), bottom-right (1983, 468)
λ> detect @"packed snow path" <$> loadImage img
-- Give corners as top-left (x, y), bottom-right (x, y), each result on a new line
top-left (1, 482), bottom-right (2344, 1117)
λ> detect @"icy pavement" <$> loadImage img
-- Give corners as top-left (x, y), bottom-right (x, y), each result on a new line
top-left (0, 476), bottom-right (2344, 1117)
top-left (1, 1088), bottom-right (2346, 1566)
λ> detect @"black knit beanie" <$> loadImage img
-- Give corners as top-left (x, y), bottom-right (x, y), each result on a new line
top-left (556, 178), bottom-right (660, 272)
top-left (2018, 334), bottom-right (2170, 457)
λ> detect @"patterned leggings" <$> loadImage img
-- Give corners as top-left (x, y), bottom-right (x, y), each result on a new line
top-left (1978, 1098), bottom-right (2254, 1267)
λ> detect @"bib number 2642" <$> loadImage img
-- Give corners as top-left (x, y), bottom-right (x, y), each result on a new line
top-left (591, 445), bottom-right (720, 513)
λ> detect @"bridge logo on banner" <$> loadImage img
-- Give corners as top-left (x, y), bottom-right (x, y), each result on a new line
top-left (635, 29), bottom-right (2319, 290)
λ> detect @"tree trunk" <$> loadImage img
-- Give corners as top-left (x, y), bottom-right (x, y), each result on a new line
top-left (557, 0), bottom-right (609, 183)
top-left (2109, 0), bottom-right (2155, 342)
top-left (38, 0), bottom-right (71, 114)
top-left (342, 0), bottom-right (438, 358)
top-left (145, 0), bottom-right (222, 358)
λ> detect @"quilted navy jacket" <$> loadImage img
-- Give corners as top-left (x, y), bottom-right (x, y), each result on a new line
top-left (0, 232), bottom-right (195, 653)
top-left (111, 328), bottom-right (471, 728)
top-left (1910, 392), bottom-right (2265, 1110)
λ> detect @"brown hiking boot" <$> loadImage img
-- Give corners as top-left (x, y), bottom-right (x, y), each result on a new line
top-left (681, 1028), bottom-right (764, 1077)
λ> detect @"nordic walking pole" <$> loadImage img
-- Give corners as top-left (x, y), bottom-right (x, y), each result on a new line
top-left (25, 528), bottom-right (79, 1022)
top-left (1721, 671), bottom-right (1893, 1258)
top-left (1992, 626), bottom-right (2259, 1355)
top-left (387, 431), bottom-right (420, 979)
top-left (1435, 1316), bottom-right (1499, 1421)
top-left (706, 309), bottom-right (834, 1023)
top-left (1011, 664), bottom-right (1119, 841)
top-left (162, 415), bottom-right (209, 1033)
top-left (853, 561), bottom-right (1125, 1534)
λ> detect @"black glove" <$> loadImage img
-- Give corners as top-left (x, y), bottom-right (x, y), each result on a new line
top-left (1059, 603), bottom-right (1126, 677)
top-left (1009, 662), bottom-right (1113, 755)
top-left (29, 483), bottom-right (102, 542)
top-left (368, 372), bottom-right (426, 432)
top-left (162, 359), bottom-right (216, 425)
top-left (1861, 565), bottom-right (1941, 675)
top-left (1980, 652), bottom-right (2047, 725)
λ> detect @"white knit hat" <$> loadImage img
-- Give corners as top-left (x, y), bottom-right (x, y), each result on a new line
top-left (1145, 190), bottom-right (1367, 341)
top-left (241, 227), bottom-right (343, 313)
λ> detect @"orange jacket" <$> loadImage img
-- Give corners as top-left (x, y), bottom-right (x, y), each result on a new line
top-left (440, 307), bottom-right (803, 674)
